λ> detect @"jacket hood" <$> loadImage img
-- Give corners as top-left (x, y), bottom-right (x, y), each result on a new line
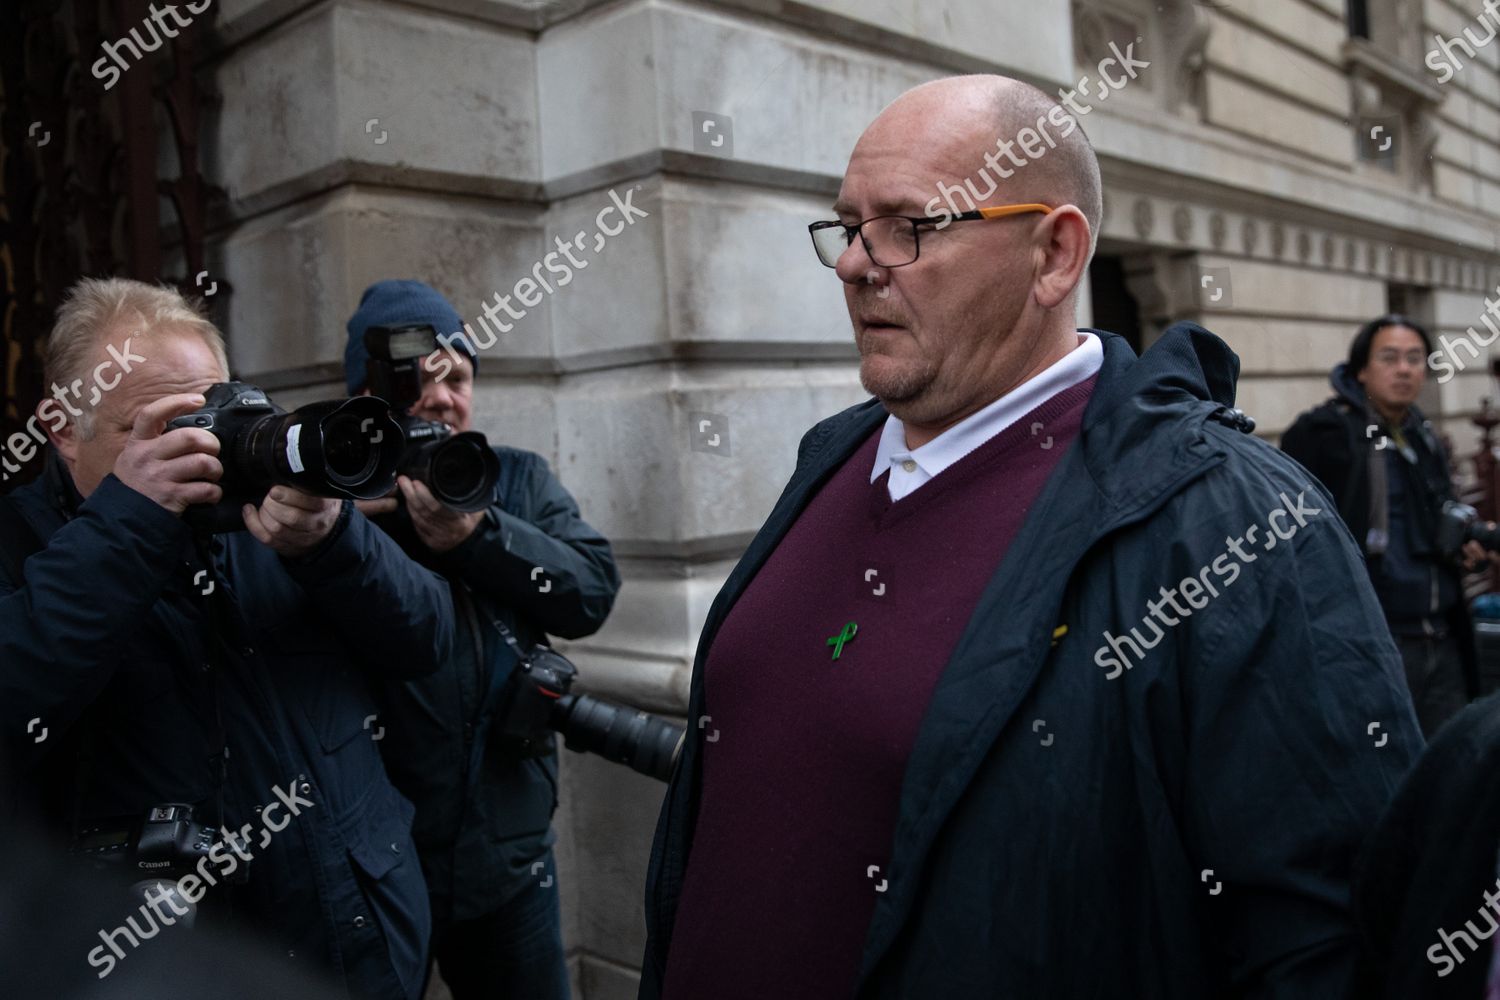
top-left (1084, 321), bottom-right (1239, 421)
top-left (1075, 321), bottom-right (1241, 508)
top-left (1330, 362), bottom-right (1367, 409)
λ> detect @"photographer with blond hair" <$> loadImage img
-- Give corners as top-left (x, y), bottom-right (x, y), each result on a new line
top-left (0, 277), bottom-right (457, 999)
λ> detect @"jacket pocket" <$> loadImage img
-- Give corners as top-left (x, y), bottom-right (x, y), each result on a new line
top-left (347, 789), bottom-right (429, 998)
top-left (349, 791), bottom-right (415, 880)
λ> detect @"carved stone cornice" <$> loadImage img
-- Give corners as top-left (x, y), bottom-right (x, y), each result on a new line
top-left (1099, 179), bottom-right (1500, 295)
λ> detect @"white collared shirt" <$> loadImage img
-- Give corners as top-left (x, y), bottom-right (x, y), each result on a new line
top-left (870, 332), bottom-right (1104, 501)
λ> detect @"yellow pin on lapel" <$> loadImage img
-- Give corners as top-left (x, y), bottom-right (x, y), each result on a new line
top-left (1050, 624), bottom-right (1068, 648)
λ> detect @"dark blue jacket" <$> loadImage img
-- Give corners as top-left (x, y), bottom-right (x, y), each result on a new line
top-left (1353, 692), bottom-right (1500, 999)
top-left (1281, 366), bottom-right (1478, 689)
top-left (0, 452), bottom-right (459, 999)
top-left (642, 324), bottom-right (1424, 999)
top-left (371, 445), bottom-right (620, 922)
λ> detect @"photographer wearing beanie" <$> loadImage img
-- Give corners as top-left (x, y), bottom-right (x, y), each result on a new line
top-left (344, 279), bottom-right (621, 999)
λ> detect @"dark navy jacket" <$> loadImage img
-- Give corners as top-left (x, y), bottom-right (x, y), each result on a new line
top-left (642, 324), bottom-right (1424, 999)
top-left (371, 445), bottom-right (620, 923)
top-left (1281, 365), bottom-right (1478, 689)
top-left (0, 452), bottom-right (459, 999)
top-left (1353, 692), bottom-right (1500, 999)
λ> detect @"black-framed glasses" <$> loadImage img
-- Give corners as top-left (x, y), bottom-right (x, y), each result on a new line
top-left (808, 203), bottom-right (1053, 268)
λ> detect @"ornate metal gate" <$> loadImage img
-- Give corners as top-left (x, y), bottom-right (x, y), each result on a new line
top-left (0, 0), bottom-right (220, 490)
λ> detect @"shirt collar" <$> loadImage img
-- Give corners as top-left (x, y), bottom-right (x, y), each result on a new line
top-left (871, 331), bottom-right (1103, 486)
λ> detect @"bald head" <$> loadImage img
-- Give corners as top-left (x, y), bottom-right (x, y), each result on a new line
top-left (875, 74), bottom-right (1102, 256)
top-left (828, 73), bottom-right (1099, 443)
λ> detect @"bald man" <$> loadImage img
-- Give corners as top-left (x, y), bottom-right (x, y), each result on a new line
top-left (640, 76), bottom-right (1419, 999)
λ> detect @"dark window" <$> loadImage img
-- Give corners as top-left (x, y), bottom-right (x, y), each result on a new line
top-left (1348, 0), bottom-right (1370, 38)
top-left (1087, 255), bottom-right (1143, 355)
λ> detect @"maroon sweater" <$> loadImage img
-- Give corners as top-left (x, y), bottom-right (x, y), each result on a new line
top-left (660, 376), bottom-right (1096, 998)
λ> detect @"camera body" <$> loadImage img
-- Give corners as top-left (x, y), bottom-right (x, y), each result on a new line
top-left (74, 803), bottom-right (221, 878)
top-left (73, 803), bottom-right (245, 927)
top-left (492, 646), bottom-right (579, 758)
top-left (1438, 500), bottom-right (1500, 559)
top-left (364, 324), bottom-right (499, 512)
top-left (167, 381), bottom-right (403, 532)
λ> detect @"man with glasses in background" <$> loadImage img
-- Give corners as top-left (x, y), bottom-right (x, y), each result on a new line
top-left (639, 74), bottom-right (1419, 999)
top-left (1284, 315), bottom-right (1487, 736)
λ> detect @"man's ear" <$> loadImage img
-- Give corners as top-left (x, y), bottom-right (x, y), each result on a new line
top-left (40, 399), bottom-right (80, 464)
top-left (1032, 205), bottom-right (1091, 311)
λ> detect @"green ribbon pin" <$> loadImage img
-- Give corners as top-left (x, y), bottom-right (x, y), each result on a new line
top-left (826, 621), bottom-right (858, 660)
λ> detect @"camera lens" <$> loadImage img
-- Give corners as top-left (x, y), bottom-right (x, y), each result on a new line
top-left (431, 437), bottom-right (491, 509)
top-left (175, 383), bottom-right (402, 534)
top-left (285, 396), bottom-right (401, 500)
top-left (400, 430), bottom-right (499, 512)
top-left (320, 412), bottom-right (381, 487)
top-left (552, 695), bottom-right (684, 783)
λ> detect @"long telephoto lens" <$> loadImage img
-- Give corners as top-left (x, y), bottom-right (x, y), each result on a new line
top-left (552, 695), bottom-right (685, 782)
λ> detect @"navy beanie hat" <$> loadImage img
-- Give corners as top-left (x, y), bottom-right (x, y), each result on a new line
top-left (343, 280), bottom-right (477, 394)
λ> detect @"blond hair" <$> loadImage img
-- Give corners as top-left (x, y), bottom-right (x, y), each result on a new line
top-left (45, 278), bottom-right (228, 437)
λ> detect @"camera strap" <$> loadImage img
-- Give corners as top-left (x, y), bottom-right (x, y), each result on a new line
top-left (189, 532), bottom-right (231, 845)
top-left (485, 612), bottom-right (534, 664)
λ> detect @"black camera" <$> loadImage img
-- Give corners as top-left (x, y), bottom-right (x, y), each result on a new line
top-left (73, 803), bottom-right (225, 878)
top-left (72, 803), bottom-right (247, 925)
top-left (494, 645), bottom-right (685, 783)
top-left (167, 381), bottom-right (404, 533)
top-left (1438, 500), bottom-right (1500, 559)
top-left (364, 324), bottom-right (500, 512)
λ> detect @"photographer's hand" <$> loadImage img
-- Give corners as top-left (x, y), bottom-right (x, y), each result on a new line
top-left (114, 393), bottom-right (224, 514)
top-left (243, 486), bottom-right (341, 557)
top-left (400, 475), bottom-right (482, 553)
top-left (1462, 536), bottom-right (1500, 571)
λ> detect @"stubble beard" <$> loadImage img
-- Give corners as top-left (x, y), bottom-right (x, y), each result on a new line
top-left (859, 349), bottom-right (940, 409)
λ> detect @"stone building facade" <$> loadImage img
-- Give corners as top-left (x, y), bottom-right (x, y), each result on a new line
top-left (201, 0), bottom-right (1500, 994)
